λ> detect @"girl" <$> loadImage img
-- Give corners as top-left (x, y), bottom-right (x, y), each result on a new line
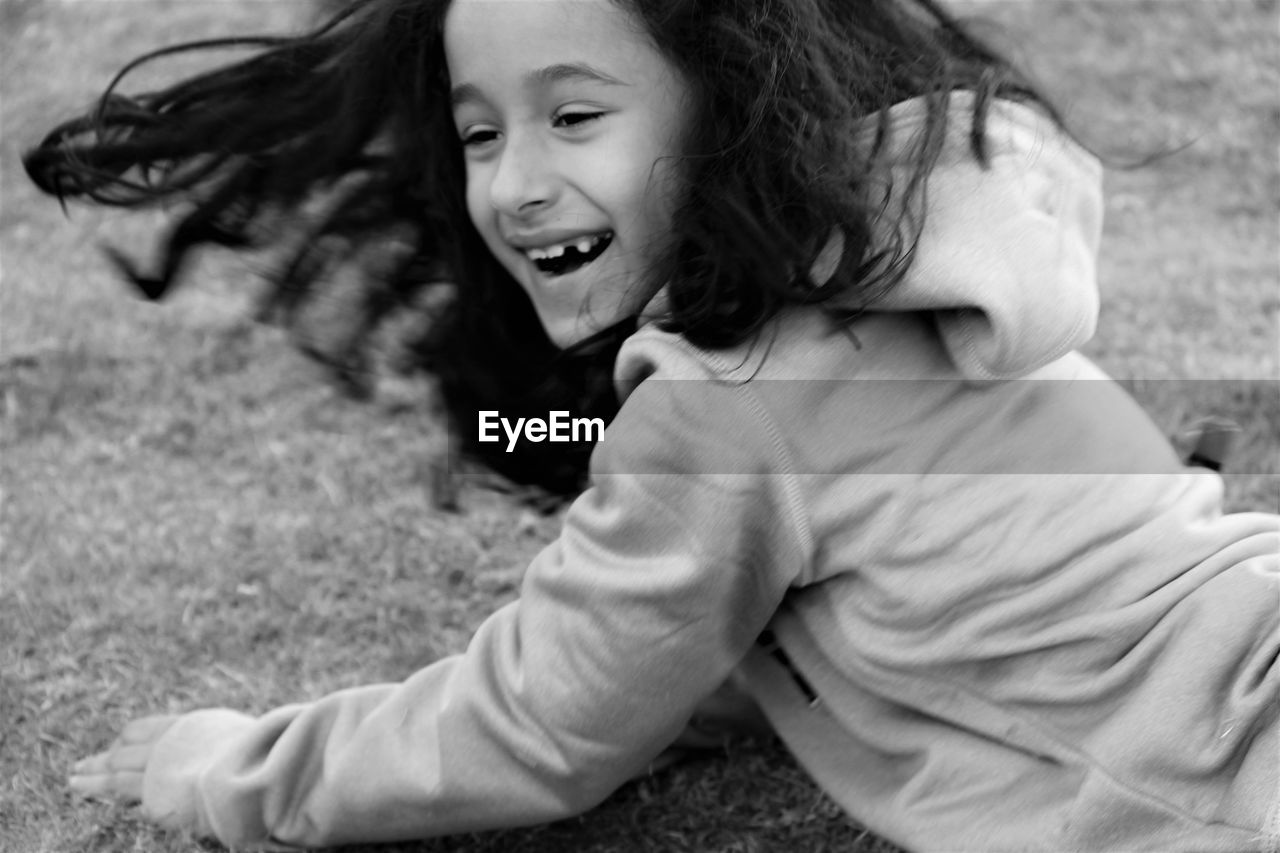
top-left (24, 0), bottom-right (1278, 850)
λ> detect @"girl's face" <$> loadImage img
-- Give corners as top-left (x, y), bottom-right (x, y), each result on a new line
top-left (445, 0), bottom-right (692, 348)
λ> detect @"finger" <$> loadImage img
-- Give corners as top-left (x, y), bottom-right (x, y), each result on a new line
top-left (117, 715), bottom-right (180, 745)
top-left (71, 751), bottom-right (112, 778)
top-left (73, 742), bottom-right (154, 776)
top-left (69, 767), bottom-right (143, 803)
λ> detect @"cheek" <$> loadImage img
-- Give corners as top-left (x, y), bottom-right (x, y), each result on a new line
top-left (631, 160), bottom-right (684, 250)
top-left (463, 167), bottom-right (487, 232)
top-left (463, 168), bottom-right (510, 262)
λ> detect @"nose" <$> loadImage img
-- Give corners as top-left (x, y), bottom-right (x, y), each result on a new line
top-left (488, 130), bottom-right (557, 216)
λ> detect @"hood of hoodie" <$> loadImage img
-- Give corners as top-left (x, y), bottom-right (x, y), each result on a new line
top-left (635, 93), bottom-right (1103, 380)
top-left (854, 93), bottom-right (1104, 379)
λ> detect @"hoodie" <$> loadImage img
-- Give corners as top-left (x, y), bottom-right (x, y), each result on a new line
top-left (131, 97), bottom-right (1280, 852)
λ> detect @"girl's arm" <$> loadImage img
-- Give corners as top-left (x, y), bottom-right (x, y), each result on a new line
top-left (71, 375), bottom-right (809, 849)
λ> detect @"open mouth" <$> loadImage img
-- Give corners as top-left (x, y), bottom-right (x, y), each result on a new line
top-left (523, 231), bottom-right (614, 277)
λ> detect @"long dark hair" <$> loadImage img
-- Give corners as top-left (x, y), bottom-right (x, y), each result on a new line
top-left (23, 0), bottom-right (1061, 496)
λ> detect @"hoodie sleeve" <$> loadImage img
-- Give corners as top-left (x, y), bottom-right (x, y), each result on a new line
top-left (870, 96), bottom-right (1105, 379)
top-left (137, 365), bottom-right (809, 849)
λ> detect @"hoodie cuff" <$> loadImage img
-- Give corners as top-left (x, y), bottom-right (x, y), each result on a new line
top-left (141, 708), bottom-right (262, 843)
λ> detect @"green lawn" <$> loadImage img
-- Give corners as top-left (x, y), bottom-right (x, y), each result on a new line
top-left (1, 1), bottom-right (1276, 852)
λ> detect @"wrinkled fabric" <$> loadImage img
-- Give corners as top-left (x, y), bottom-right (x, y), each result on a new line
top-left (869, 94), bottom-right (1103, 379)
top-left (629, 308), bottom-right (1279, 851)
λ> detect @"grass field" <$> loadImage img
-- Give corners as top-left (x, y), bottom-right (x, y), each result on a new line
top-left (1, 1), bottom-right (1277, 851)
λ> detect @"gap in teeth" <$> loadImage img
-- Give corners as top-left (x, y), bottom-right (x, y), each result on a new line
top-left (525, 232), bottom-right (609, 262)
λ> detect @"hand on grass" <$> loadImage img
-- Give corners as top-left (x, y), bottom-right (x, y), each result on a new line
top-left (69, 715), bottom-right (180, 804)
top-left (70, 707), bottom-right (270, 844)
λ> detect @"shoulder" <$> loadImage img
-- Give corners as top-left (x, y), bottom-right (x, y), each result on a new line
top-left (617, 307), bottom-right (953, 386)
top-left (600, 310), bottom-right (957, 477)
top-left (568, 322), bottom-right (817, 571)
top-left (598, 324), bottom-right (794, 481)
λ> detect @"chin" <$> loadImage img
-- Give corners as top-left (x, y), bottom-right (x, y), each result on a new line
top-left (545, 315), bottom-right (625, 351)
top-left (540, 318), bottom-right (590, 350)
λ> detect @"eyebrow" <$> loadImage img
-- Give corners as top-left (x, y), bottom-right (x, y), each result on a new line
top-left (450, 62), bottom-right (628, 109)
top-left (533, 62), bottom-right (626, 87)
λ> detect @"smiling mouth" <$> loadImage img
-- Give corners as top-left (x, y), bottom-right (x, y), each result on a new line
top-left (523, 231), bottom-right (614, 277)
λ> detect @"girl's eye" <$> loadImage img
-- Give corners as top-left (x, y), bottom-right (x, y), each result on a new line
top-left (461, 128), bottom-right (499, 148)
top-left (553, 111), bottom-right (604, 129)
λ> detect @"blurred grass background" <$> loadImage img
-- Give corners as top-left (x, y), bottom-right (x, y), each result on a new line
top-left (1, 1), bottom-right (1276, 851)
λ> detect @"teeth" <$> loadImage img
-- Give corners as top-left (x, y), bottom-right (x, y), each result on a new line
top-left (521, 233), bottom-right (605, 262)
